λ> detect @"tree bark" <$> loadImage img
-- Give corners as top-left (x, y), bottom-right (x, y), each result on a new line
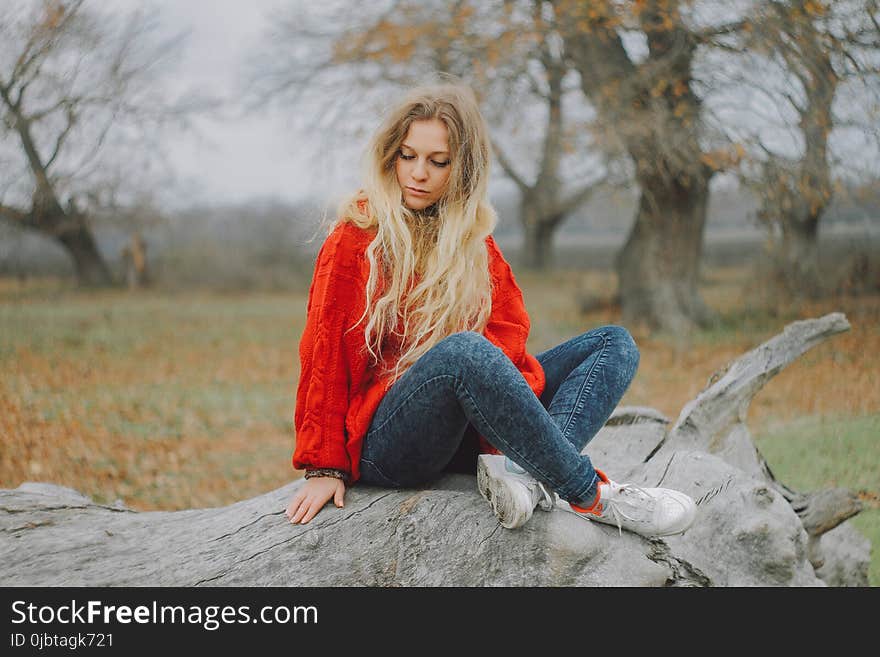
top-left (0, 205), bottom-right (114, 287)
top-left (56, 220), bottom-right (115, 287)
top-left (521, 204), bottom-right (559, 270)
top-left (616, 170), bottom-right (713, 333)
top-left (774, 215), bottom-right (822, 298)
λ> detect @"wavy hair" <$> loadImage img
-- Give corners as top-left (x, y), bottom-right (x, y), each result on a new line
top-left (333, 82), bottom-right (498, 386)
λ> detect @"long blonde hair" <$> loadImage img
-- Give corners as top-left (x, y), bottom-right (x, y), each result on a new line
top-left (335, 82), bottom-right (498, 385)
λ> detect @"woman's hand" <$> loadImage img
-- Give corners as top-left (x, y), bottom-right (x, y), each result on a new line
top-left (285, 477), bottom-right (346, 524)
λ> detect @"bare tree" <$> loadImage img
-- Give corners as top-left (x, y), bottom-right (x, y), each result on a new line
top-left (0, 0), bottom-right (195, 286)
top-left (488, 1), bottom-right (610, 268)
top-left (722, 0), bottom-right (880, 298)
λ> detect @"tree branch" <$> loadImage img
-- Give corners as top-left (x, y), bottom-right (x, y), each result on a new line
top-left (554, 174), bottom-right (606, 216)
top-left (695, 19), bottom-right (749, 43)
top-left (0, 203), bottom-right (35, 229)
top-left (44, 105), bottom-right (76, 170)
top-left (491, 138), bottom-right (530, 192)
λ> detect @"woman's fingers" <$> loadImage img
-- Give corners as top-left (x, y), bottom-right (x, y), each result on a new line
top-left (287, 495), bottom-right (309, 524)
top-left (286, 492), bottom-right (327, 524)
top-left (284, 492), bottom-right (303, 520)
top-left (285, 479), bottom-right (345, 525)
top-left (299, 498), bottom-right (324, 524)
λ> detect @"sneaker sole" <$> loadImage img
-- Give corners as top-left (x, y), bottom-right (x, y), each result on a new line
top-left (476, 455), bottom-right (533, 530)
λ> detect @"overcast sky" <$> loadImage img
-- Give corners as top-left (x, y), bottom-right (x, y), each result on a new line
top-left (142, 0), bottom-right (342, 208)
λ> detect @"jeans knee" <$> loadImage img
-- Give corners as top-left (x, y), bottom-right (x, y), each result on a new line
top-left (438, 331), bottom-right (494, 358)
top-left (439, 330), bottom-right (486, 349)
top-left (436, 331), bottom-right (503, 376)
top-left (600, 325), bottom-right (640, 374)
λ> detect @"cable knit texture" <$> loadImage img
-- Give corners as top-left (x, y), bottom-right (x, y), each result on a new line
top-left (293, 220), bottom-right (546, 483)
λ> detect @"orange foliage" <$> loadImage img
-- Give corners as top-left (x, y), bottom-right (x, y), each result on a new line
top-left (803, 1), bottom-right (829, 17)
top-left (334, 19), bottom-right (437, 65)
top-left (650, 78), bottom-right (669, 98)
top-left (672, 80), bottom-right (688, 97)
top-left (699, 144), bottom-right (744, 171)
top-left (40, 1), bottom-right (65, 30)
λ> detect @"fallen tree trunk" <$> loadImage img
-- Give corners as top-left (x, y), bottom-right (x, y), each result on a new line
top-left (0, 313), bottom-right (869, 586)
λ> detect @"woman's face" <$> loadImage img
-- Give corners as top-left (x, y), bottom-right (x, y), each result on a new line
top-left (395, 118), bottom-right (452, 211)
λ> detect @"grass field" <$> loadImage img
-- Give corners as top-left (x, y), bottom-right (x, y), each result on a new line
top-left (1, 261), bottom-right (877, 585)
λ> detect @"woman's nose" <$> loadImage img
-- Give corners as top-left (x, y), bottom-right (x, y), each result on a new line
top-left (412, 160), bottom-right (428, 180)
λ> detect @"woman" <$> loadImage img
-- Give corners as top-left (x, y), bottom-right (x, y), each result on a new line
top-left (285, 81), bottom-right (696, 536)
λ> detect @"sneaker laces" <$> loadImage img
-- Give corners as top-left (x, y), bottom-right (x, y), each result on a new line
top-left (599, 482), bottom-right (656, 537)
top-left (535, 481), bottom-right (556, 511)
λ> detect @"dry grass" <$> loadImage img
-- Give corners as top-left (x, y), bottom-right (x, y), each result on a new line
top-left (1, 266), bottom-right (877, 514)
top-left (1, 288), bottom-right (302, 510)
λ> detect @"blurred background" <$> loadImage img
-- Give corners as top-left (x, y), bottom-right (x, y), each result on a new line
top-left (1, 0), bottom-right (878, 583)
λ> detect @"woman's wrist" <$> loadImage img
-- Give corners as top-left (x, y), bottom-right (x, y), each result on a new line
top-left (304, 468), bottom-right (350, 484)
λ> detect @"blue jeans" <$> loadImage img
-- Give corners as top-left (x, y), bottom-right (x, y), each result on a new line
top-left (357, 326), bottom-right (640, 507)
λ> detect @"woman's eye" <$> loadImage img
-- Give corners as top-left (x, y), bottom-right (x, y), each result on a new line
top-left (398, 150), bottom-right (448, 167)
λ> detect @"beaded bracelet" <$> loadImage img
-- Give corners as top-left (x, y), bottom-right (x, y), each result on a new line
top-left (304, 468), bottom-right (349, 483)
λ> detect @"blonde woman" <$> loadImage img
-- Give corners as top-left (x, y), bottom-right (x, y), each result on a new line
top-left (285, 82), bottom-right (696, 536)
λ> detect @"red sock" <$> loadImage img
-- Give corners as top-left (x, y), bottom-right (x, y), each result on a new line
top-left (569, 469), bottom-right (609, 515)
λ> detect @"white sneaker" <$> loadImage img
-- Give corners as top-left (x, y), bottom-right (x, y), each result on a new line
top-left (477, 454), bottom-right (555, 529)
top-left (561, 470), bottom-right (697, 537)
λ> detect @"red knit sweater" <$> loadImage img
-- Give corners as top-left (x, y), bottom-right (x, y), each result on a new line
top-left (292, 220), bottom-right (546, 483)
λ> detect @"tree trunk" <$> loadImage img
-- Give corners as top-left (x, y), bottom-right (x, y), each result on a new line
top-left (775, 214), bottom-right (822, 298)
top-left (521, 206), bottom-right (556, 270)
top-left (55, 221), bottom-right (114, 287)
top-left (0, 206), bottom-right (115, 287)
top-left (616, 172), bottom-right (714, 333)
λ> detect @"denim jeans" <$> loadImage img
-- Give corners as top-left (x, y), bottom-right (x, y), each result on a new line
top-left (358, 326), bottom-right (640, 507)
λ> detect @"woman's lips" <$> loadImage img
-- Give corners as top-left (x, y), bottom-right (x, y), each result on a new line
top-left (406, 187), bottom-right (429, 196)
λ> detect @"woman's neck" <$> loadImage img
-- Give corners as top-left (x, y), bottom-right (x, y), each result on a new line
top-left (408, 204), bottom-right (440, 241)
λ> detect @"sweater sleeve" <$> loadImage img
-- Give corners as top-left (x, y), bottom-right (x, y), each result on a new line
top-left (483, 235), bottom-right (546, 399)
top-left (292, 227), bottom-right (361, 474)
